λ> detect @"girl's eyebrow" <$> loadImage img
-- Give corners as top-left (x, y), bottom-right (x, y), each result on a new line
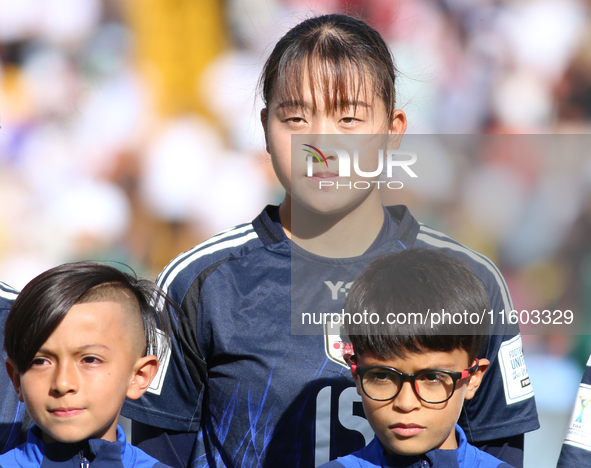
top-left (338, 100), bottom-right (370, 109)
top-left (276, 100), bottom-right (306, 110)
top-left (276, 99), bottom-right (371, 110)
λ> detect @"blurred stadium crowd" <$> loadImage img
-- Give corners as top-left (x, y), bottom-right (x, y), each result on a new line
top-left (1, 2), bottom-right (591, 461)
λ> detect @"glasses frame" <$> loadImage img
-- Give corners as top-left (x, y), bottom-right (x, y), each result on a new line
top-left (350, 359), bottom-right (479, 404)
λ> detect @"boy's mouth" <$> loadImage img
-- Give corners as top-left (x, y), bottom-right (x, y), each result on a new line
top-left (389, 423), bottom-right (425, 437)
top-left (49, 407), bottom-right (85, 418)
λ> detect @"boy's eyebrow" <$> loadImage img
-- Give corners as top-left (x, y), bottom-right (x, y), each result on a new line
top-left (36, 343), bottom-right (111, 355)
top-left (420, 362), bottom-right (460, 371)
top-left (75, 344), bottom-right (111, 352)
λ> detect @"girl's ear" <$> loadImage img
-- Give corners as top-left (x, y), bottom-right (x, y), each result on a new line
top-left (126, 355), bottom-right (159, 400)
top-left (389, 109), bottom-right (407, 145)
top-left (260, 108), bottom-right (270, 154)
top-left (5, 358), bottom-right (24, 402)
top-left (464, 358), bottom-right (490, 401)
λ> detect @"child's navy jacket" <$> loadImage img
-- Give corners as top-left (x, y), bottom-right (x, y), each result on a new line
top-left (320, 425), bottom-right (515, 468)
top-left (0, 425), bottom-right (171, 468)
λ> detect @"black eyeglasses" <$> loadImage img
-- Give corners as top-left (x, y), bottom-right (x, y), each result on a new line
top-left (350, 359), bottom-right (479, 404)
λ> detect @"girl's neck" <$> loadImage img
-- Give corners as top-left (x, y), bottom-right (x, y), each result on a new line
top-left (278, 190), bottom-right (385, 258)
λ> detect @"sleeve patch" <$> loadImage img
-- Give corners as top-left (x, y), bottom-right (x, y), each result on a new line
top-left (147, 329), bottom-right (171, 395)
top-left (564, 383), bottom-right (591, 451)
top-left (497, 335), bottom-right (534, 405)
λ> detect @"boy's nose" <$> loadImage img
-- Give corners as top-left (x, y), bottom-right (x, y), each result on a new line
top-left (392, 381), bottom-right (421, 412)
top-left (51, 362), bottom-right (79, 395)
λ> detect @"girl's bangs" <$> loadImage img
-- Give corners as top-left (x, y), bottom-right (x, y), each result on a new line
top-left (274, 48), bottom-right (375, 115)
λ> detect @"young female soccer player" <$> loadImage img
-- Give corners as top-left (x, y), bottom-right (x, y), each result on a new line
top-left (123, 14), bottom-right (539, 468)
top-left (1, 263), bottom-right (172, 468)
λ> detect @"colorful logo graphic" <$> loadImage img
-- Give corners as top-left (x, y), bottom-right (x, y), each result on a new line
top-left (577, 396), bottom-right (590, 423)
top-left (302, 144), bottom-right (328, 168)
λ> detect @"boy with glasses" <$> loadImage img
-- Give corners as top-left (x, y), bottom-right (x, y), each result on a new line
top-left (320, 249), bottom-right (516, 468)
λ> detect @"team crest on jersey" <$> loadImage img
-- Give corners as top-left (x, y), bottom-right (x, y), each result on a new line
top-left (324, 316), bottom-right (353, 368)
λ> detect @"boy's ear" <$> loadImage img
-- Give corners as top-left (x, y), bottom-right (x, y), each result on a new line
top-left (260, 108), bottom-right (270, 154)
top-left (464, 358), bottom-right (490, 401)
top-left (126, 355), bottom-right (159, 400)
top-left (5, 359), bottom-right (24, 402)
top-left (348, 355), bottom-right (363, 397)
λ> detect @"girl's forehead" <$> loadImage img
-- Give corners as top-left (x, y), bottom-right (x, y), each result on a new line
top-left (270, 62), bottom-right (381, 112)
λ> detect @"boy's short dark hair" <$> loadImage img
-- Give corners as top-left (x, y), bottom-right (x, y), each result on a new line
top-left (345, 249), bottom-right (489, 362)
top-left (4, 262), bottom-right (172, 373)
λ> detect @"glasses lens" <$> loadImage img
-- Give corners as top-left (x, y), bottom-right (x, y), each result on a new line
top-left (362, 368), bottom-right (400, 400)
top-left (415, 371), bottom-right (455, 403)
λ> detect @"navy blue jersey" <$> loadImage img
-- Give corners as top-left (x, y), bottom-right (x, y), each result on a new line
top-left (0, 282), bottom-right (27, 454)
top-left (557, 356), bottom-right (591, 467)
top-left (123, 205), bottom-right (539, 467)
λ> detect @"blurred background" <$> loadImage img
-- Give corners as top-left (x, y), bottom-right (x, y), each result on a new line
top-left (1, 0), bottom-right (591, 465)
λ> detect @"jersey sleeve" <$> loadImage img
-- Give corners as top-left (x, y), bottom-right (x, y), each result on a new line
top-left (414, 225), bottom-right (539, 442)
top-left (556, 356), bottom-right (591, 467)
top-left (123, 219), bottom-right (262, 449)
top-left (121, 271), bottom-right (207, 432)
top-left (457, 260), bottom-right (539, 442)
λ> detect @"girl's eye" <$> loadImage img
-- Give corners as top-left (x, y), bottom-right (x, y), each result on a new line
top-left (341, 117), bottom-right (360, 125)
top-left (286, 117), bottom-right (306, 124)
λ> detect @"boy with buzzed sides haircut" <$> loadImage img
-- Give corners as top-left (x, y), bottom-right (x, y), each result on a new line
top-left (321, 249), bottom-right (517, 468)
top-left (0, 262), bottom-right (174, 468)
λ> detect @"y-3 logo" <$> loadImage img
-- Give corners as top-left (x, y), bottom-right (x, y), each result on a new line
top-left (324, 281), bottom-right (353, 300)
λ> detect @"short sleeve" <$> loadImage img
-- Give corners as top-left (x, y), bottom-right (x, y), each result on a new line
top-left (458, 280), bottom-right (539, 441)
top-left (122, 276), bottom-right (207, 432)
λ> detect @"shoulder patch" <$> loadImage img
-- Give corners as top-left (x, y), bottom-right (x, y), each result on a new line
top-left (497, 335), bottom-right (534, 405)
top-left (147, 329), bottom-right (172, 395)
top-left (563, 383), bottom-right (591, 451)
